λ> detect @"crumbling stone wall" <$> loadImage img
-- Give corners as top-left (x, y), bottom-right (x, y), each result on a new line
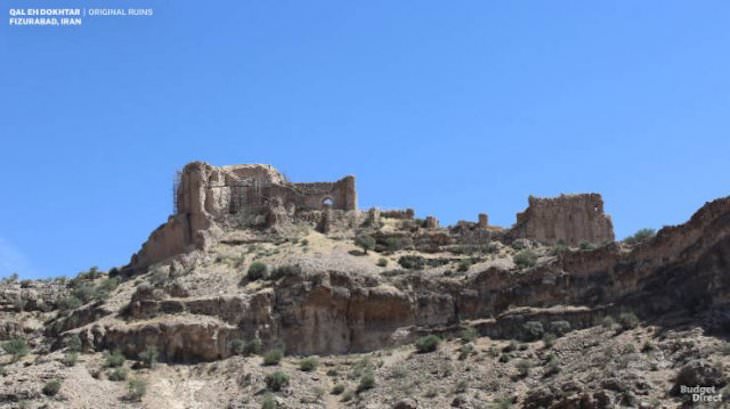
top-left (131, 162), bottom-right (357, 269)
top-left (510, 194), bottom-right (614, 245)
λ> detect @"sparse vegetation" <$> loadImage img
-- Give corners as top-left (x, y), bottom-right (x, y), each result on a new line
top-left (139, 346), bottom-right (158, 368)
top-left (269, 264), bottom-right (302, 281)
top-left (62, 351), bottom-right (78, 367)
top-left (550, 320), bottom-right (571, 336)
top-left (244, 337), bottom-right (263, 356)
top-left (265, 371), bottom-right (290, 391)
top-left (263, 349), bottom-right (283, 366)
top-left (58, 295), bottom-right (82, 311)
top-left (42, 379), bottom-right (61, 396)
top-left (356, 371), bottom-right (375, 393)
top-left (104, 349), bottom-right (125, 368)
top-left (398, 255), bottom-right (426, 270)
top-left (262, 393), bottom-right (277, 409)
top-left (415, 335), bottom-right (441, 353)
top-left (624, 228), bottom-right (656, 245)
top-left (601, 316), bottom-right (617, 329)
top-left (460, 327), bottom-right (478, 343)
top-left (513, 250), bottom-right (537, 268)
top-left (579, 241), bottom-right (595, 250)
top-left (522, 321), bottom-right (544, 341)
top-left (65, 334), bottom-right (82, 352)
top-left (108, 367), bottom-right (128, 381)
top-left (618, 312), bottom-right (639, 330)
top-left (2, 338), bottom-right (28, 362)
top-left (354, 233), bottom-right (376, 254)
top-left (299, 356), bottom-right (318, 372)
top-left (515, 359), bottom-right (532, 377)
top-left (542, 332), bottom-right (556, 348)
top-left (230, 339), bottom-right (245, 355)
top-left (247, 262), bottom-right (268, 281)
top-left (127, 378), bottom-right (147, 402)
top-left (331, 384), bottom-right (345, 395)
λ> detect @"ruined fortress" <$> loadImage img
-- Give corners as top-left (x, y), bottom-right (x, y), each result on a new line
top-left (131, 162), bottom-right (614, 269)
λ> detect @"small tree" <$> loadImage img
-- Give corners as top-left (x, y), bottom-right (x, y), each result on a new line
top-left (354, 234), bottom-right (376, 254)
top-left (3, 338), bottom-right (28, 362)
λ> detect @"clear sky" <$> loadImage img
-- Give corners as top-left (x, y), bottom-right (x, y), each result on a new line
top-left (1, 1), bottom-right (728, 278)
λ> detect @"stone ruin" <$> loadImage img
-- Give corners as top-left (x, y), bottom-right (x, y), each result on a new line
top-left (510, 194), bottom-right (615, 245)
top-left (130, 162), bottom-right (615, 270)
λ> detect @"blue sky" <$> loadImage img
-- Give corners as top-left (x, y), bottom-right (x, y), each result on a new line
top-left (1, 1), bottom-right (728, 278)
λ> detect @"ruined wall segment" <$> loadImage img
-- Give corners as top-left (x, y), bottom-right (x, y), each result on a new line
top-left (510, 193), bottom-right (615, 245)
top-left (131, 162), bottom-right (357, 270)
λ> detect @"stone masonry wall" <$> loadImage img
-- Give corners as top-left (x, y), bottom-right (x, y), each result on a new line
top-left (510, 194), bottom-right (615, 245)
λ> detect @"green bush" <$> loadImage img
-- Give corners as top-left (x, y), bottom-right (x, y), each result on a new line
top-left (265, 371), bottom-right (289, 391)
top-left (601, 316), bottom-right (616, 329)
top-left (550, 320), bottom-right (571, 336)
top-left (247, 262), bottom-right (268, 281)
top-left (354, 234), bottom-right (376, 254)
top-left (104, 350), bottom-right (125, 368)
top-left (460, 327), bottom-right (478, 343)
top-left (127, 378), bottom-right (147, 402)
top-left (299, 357), bottom-right (318, 372)
top-left (263, 349), bottom-right (283, 366)
top-left (522, 321), bottom-right (544, 341)
top-left (65, 334), bottom-right (82, 353)
top-left (341, 389), bottom-right (354, 402)
top-left (331, 384), bottom-right (345, 395)
top-left (415, 335), bottom-right (441, 353)
top-left (2, 338), bottom-right (28, 361)
top-left (624, 228), bottom-right (656, 245)
top-left (62, 352), bottom-right (78, 367)
top-left (262, 393), bottom-right (277, 409)
top-left (458, 343), bottom-right (474, 360)
top-left (457, 260), bottom-right (472, 272)
top-left (230, 339), bottom-right (245, 355)
top-left (579, 241), bottom-right (595, 251)
top-left (515, 359), bottom-right (532, 377)
top-left (376, 258), bottom-right (388, 267)
top-left (398, 255), bottom-right (425, 270)
top-left (139, 346), bottom-right (158, 368)
top-left (513, 250), bottom-right (538, 268)
top-left (244, 337), bottom-right (263, 356)
top-left (357, 371), bottom-right (375, 393)
top-left (269, 265), bottom-right (302, 281)
top-left (42, 379), bottom-right (61, 396)
top-left (108, 367), bottom-right (128, 381)
top-left (542, 333), bottom-right (556, 349)
top-left (58, 295), bottom-right (82, 311)
top-left (618, 312), bottom-right (639, 330)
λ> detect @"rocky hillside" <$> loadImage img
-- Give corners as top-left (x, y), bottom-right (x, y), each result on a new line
top-left (0, 163), bottom-right (728, 408)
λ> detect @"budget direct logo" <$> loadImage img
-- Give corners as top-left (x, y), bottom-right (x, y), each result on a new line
top-left (679, 385), bottom-right (723, 404)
